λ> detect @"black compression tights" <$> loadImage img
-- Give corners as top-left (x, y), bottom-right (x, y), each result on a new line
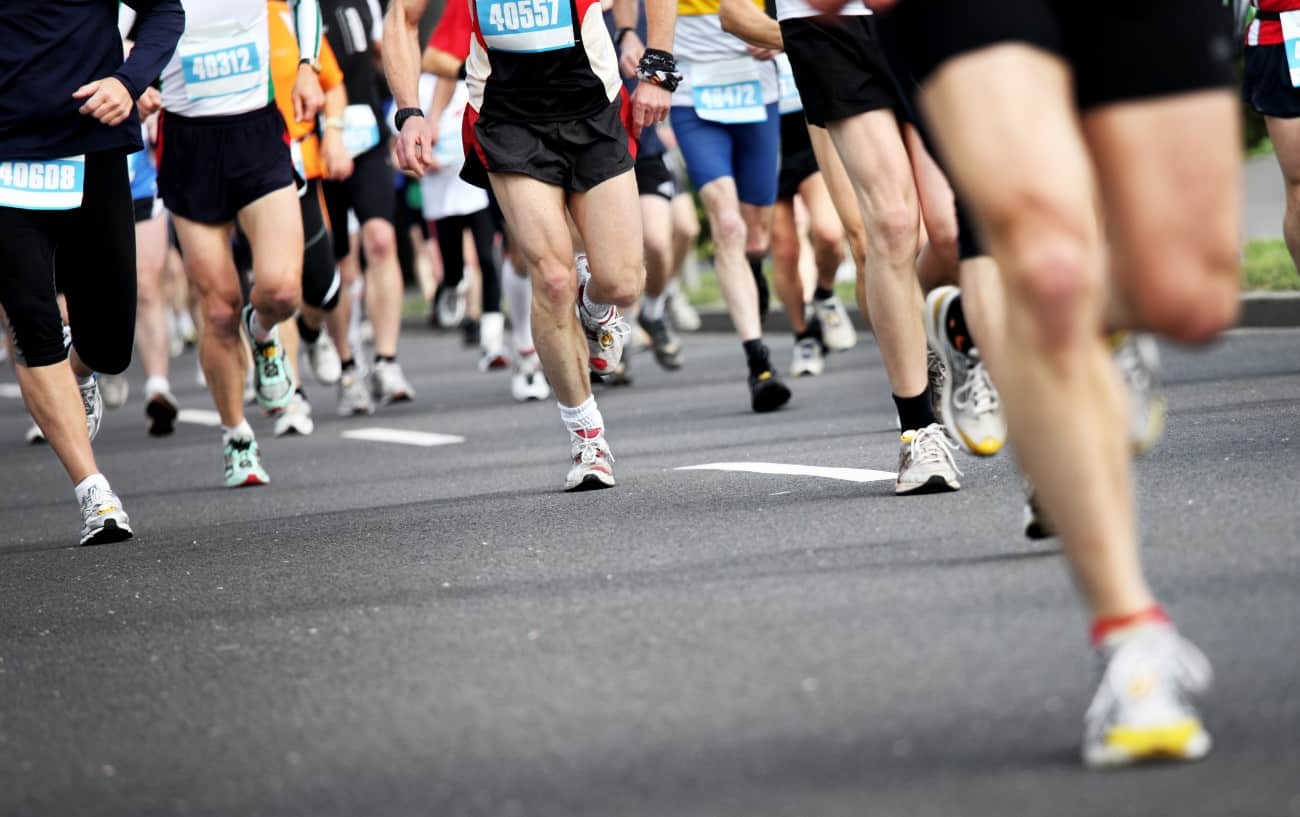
top-left (434, 208), bottom-right (500, 314)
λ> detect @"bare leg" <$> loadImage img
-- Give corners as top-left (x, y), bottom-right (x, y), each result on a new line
top-left (699, 178), bottom-right (762, 342)
top-left (135, 214), bottom-right (171, 384)
top-left (360, 218), bottom-right (403, 358)
top-left (769, 199), bottom-right (807, 334)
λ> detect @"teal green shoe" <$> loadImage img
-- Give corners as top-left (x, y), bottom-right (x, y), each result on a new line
top-left (242, 304), bottom-right (294, 411)
top-left (223, 433), bottom-right (270, 488)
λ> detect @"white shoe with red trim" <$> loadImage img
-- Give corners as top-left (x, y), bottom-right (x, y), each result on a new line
top-left (564, 428), bottom-right (616, 491)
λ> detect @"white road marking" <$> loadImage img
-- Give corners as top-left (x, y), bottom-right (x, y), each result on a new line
top-left (677, 462), bottom-right (896, 483)
top-left (178, 409), bottom-right (222, 427)
top-left (0, 383), bottom-right (22, 399)
top-left (342, 428), bottom-right (465, 447)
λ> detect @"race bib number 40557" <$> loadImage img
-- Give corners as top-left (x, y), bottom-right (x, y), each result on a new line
top-left (0, 156), bottom-right (85, 210)
top-left (476, 0), bottom-right (575, 53)
top-left (179, 40), bottom-right (262, 101)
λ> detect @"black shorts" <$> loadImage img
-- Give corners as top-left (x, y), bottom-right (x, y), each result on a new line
top-left (158, 104), bottom-right (294, 224)
top-left (892, 0), bottom-right (1235, 109)
top-left (777, 111), bottom-right (819, 201)
top-left (462, 94), bottom-right (636, 194)
top-left (0, 150), bottom-right (136, 371)
top-left (635, 152), bottom-right (676, 200)
top-left (1244, 43), bottom-right (1300, 119)
top-left (781, 16), bottom-right (901, 128)
top-left (323, 145), bottom-right (395, 260)
top-left (132, 196), bottom-right (160, 223)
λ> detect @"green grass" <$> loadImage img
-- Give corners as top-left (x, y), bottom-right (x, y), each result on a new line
top-left (1247, 136), bottom-right (1275, 159)
top-left (1243, 239), bottom-right (1300, 291)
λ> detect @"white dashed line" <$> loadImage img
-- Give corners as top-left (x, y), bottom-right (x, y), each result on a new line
top-left (178, 409), bottom-right (223, 427)
top-left (0, 383), bottom-right (21, 399)
top-left (676, 462), bottom-right (897, 483)
top-left (342, 428), bottom-right (465, 447)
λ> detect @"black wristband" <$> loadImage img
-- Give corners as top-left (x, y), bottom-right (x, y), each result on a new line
top-left (636, 49), bottom-right (681, 93)
top-left (616, 27), bottom-right (637, 48)
top-left (394, 107), bottom-right (424, 132)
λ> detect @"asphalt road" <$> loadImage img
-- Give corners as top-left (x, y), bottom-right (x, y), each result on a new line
top-left (1, 327), bottom-right (1298, 817)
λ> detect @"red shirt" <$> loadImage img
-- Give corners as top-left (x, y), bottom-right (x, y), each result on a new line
top-left (1249, 0), bottom-right (1300, 46)
top-left (429, 0), bottom-right (472, 61)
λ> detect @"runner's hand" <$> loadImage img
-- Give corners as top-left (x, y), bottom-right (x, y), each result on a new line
top-left (619, 32), bottom-right (645, 80)
top-left (395, 115), bottom-right (437, 177)
top-left (137, 87), bottom-right (163, 119)
top-left (292, 64), bottom-right (326, 122)
top-left (72, 77), bottom-right (134, 126)
top-left (322, 129), bottom-right (354, 181)
top-left (630, 82), bottom-right (671, 138)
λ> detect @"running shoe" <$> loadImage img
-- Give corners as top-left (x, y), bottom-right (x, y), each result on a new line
top-left (1083, 624), bottom-right (1213, 768)
top-left (337, 370), bottom-right (375, 416)
top-left (667, 285), bottom-right (702, 332)
top-left (813, 294), bottom-right (857, 352)
top-left (576, 255), bottom-right (630, 375)
top-left (603, 358), bottom-right (634, 387)
top-left (25, 421), bottom-right (45, 445)
top-left (80, 375), bottom-right (103, 442)
top-left (274, 392), bottom-right (315, 437)
top-left (224, 433), bottom-right (270, 488)
top-left (638, 313), bottom-right (683, 370)
top-left (927, 346), bottom-right (946, 422)
top-left (145, 390), bottom-right (179, 437)
top-left (924, 286), bottom-right (1005, 457)
top-left (241, 305), bottom-right (294, 412)
top-left (748, 368), bottom-right (792, 413)
top-left (564, 428), bottom-right (616, 491)
top-left (370, 360), bottom-right (415, 404)
top-left (99, 374), bottom-right (129, 411)
top-left (306, 331), bottom-right (342, 386)
top-left (1022, 487), bottom-right (1054, 540)
top-left (1112, 332), bottom-right (1166, 456)
top-left (79, 483), bottom-right (134, 546)
top-left (511, 349), bottom-right (551, 402)
top-left (478, 312), bottom-right (510, 371)
top-left (433, 280), bottom-right (468, 329)
top-left (896, 423), bottom-right (961, 495)
top-left (791, 336), bottom-right (825, 377)
top-left (461, 317), bottom-right (480, 348)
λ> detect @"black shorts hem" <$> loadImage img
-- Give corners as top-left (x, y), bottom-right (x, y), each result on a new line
top-left (635, 153), bottom-right (676, 200)
top-left (780, 16), bottom-right (900, 128)
top-left (1244, 44), bottom-right (1300, 119)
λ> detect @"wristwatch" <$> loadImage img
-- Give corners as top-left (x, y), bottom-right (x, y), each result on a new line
top-left (322, 116), bottom-right (345, 131)
top-left (298, 57), bottom-right (321, 74)
top-left (394, 107), bottom-right (425, 132)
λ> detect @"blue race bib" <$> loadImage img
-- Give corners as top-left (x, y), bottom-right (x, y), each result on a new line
top-left (476, 0), bottom-right (575, 53)
top-left (342, 105), bottom-right (382, 157)
top-left (0, 156), bottom-right (85, 210)
top-left (179, 39), bottom-right (262, 101)
top-left (1283, 11), bottom-right (1300, 87)
top-left (691, 58), bottom-right (767, 124)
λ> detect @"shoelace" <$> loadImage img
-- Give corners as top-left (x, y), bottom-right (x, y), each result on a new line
top-left (574, 435), bottom-right (614, 466)
top-left (80, 378), bottom-right (98, 415)
top-left (79, 484), bottom-right (104, 516)
top-left (908, 424), bottom-right (962, 475)
top-left (926, 349), bottom-right (947, 387)
top-left (952, 358), bottom-right (1000, 417)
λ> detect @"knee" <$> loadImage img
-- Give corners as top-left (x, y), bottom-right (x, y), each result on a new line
top-left (710, 208), bottom-right (747, 251)
top-left (363, 221), bottom-right (397, 261)
top-left (601, 266), bottom-right (645, 308)
top-left (744, 223), bottom-right (770, 258)
top-left (532, 258), bottom-right (578, 311)
top-left (202, 293), bottom-right (244, 339)
top-left (674, 209), bottom-right (701, 244)
top-left (1004, 233), bottom-right (1102, 349)
top-left (256, 280), bottom-right (301, 322)
top-left (810, 219), bottom-right (845, 258)
top-left (924, 220), bottom-right (960, 269)
top-left (865, 199), bottom-right (919, 264)
top-left (1129, 247), bottom-right (1240, 345)
top-left (770, 231), bottom-right (800, 271)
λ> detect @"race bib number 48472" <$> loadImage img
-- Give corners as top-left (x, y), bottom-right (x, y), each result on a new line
top-left (0, 156), bottom-right (85, 210)
top-left (476, 0), bottom-right (575, 53)
top-left (690, 58), bottom-right (767, 124)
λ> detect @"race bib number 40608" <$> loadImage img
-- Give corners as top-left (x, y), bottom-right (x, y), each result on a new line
top-left (476, 0), bottom-right (575, 53)
top-left (0, 156), bottom-right (85, 210)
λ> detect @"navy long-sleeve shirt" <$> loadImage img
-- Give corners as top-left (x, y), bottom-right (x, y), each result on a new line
top-left (0, 0), bottom-right (185, 161)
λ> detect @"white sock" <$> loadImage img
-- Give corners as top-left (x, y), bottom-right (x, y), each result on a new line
top-left (581, 281), bottom-right (613, 322)
top-left (144, 375), bottom-right (171, 398)
top-left (558, 395), bottom-right (603, 436)
top-left (246, 308), bottom-right (276, 342)
top-left (221, 419), bottom-right (254, 444)
top-left (503, 260), bottom-right (535, 353)
top-left (74, 473), bottom-right (110, 505)
top-left (641, 293), bottom-right (666, 321)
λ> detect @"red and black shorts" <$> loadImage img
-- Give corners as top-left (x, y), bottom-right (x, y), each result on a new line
top-left (461, 93), bottom-right (636, 194)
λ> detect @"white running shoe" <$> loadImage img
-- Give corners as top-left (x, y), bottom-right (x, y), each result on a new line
top-left (564, 429), bottom-right (616, 491)
top-left (274, 392), bottom-right (315, 437)
top-left (434, 282), bottom-right (467, 329)
top-left (80, 375), bottom-right (104, 442)
top-left (813, 295), bottom-right (857, 352)
top-left (791, 336), bottom-right (825, 377)
top-left (1083, 624), bottom-right (1213, 768)
top-left (478, 311), bottom-right (510, 372)
top-left (99, 374), bottom-right (129, 411)
top-left (575, 255), bottom-right (630, 376)
top-left (25, 420), bottom-right (45, 445)
top-left (79, 483), bottom-right (134, 546)
top-left (306, 331), bottom-right (342, 386)
top-left (924, 286), bottom-right (1005, 457)
top-left (666, 281), bottom-right (702, 332)
top-left (895, 423), bottom-right (961, 495)
top-left (337, 370), bottom-right (375, 416)
top-left (369, 360), bottom-right (414, 404)
top-left (1112, 332), bottom-right (1166, 456)
top-left (511, 349), bottom-right (551, 402)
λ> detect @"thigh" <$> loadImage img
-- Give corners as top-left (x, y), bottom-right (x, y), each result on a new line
top-left (796, 170), bottom-right (839, 237)
top-left (825, 108), bottom-right (917, 214)
top-left (322, 180), bottom-right (353, 261)
top-left (1266, 115), bottom-right (1300, 188)
top-left (488, 173), bottom-right (573, 272)
top-left (732, 104), bottom-right (781, 207)
top-left (568, 169), bottom-right (643, 279)
top-left (639, 193), bottom-right (672, 256)
top-left (807, 123), bottom-right (865, 241)
top-left (237, 185), bottom-right (305, 288)
top-left (135, 212), bottom-right (170, 294)
top-left (349, 148), bottom-right (397, 225)
top-left (0, 207), bottom-right (65, 367)
top-left (671, 106), bottom-right (736, 191)
top-left (172, 215), bottom-right (242, 304)
top-left (903, 123), bottom-right (957, 243)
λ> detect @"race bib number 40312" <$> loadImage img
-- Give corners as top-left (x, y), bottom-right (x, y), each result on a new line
top-left (0, 156), bottom-right (85, 210)
top-left (179, 39), bottom-right (263, 101)
top-left (476, 0), bottom-right (575, 53)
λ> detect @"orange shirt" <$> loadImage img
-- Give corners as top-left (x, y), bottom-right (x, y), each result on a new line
top-left (268, 0), bottom-right (344, 180)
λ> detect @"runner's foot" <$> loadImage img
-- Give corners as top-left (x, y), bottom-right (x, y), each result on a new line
top-left (79, 483), bottom-right (133, 546)
top-left (511, 349), bottom-right (551, 402)
top-left (145, 390), bottom-right (179, 437)
top-left (924, 286), bottom-right (1005, 456)
top-left (564, 428), bottom-right (616, 491)
top-left (306, 331), bottom-right (342, 386)
top-left (1112, 332), bottom-right (1166, 456)
top-left (638, 313), bottom-right (683, 370)
top-left (241, 305), bottom-right (294, 412)
top-left (813, 293), bottom-right (856, 352)
top-left (223, 432), bottom-right (270, 488)
top-left (337, 370), bottom-right (375, 416)
top-left (274, 391), bottom-right (315, 437)
top-left (896, 423), bottom-right (961, 495)
top-left (576, 255), bottom-right (630, 375)
top-left (370, 360), bottom-right (414, 404)
top-left (791, 336), bottom-right (825, 377)
top-left (80, 375), bottom-right (103, 442)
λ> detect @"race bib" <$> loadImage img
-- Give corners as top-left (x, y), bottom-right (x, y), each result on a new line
top-left (1283, 11), bottom-right (1300, 87)
top-left (0, 156), bottom-right (85, 210)
top-left (342, 104), bottom-right (382, 157)
top-left (776, 54), bottom-right (802, 116)
top-left (691, 58), bottom-right (766, 124)
top-left (178, 37), bottom-right (262, 101)
top-left (475, 0), bottom-right (575, 53)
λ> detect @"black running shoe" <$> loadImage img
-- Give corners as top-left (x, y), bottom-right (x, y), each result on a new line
top-left (637, 314), bottom-right (684, 370)
top-left (748, 369), bottom-right (791, 413)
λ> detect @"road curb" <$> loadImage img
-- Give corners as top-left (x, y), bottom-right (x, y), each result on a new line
top-left (690, 292), bottom-right (1300, 334)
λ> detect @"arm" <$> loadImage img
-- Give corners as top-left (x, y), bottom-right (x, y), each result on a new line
top-left (421, 46), bottom-right (466, 79)
top-left (718, 0), bottom-right (783, 51)
top-left (320, 85), bottom-right (354, 180)
top-left (428, 74), bottom-right (459, 130)
top-left (611, 0), bottom-right (643, 79)
top-left (76, 0), bottom-right (183, 127)
top-left (626, 0), bottom-right (675, 134)
top-left (290, 0), bottom-right (326, 121)
top-left (384, 0), bottom-right (439, 175)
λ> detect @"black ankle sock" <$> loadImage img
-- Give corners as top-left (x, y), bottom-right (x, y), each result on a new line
top-left (296, 315), bottom-right (322, 344)
top-left (747, 254), bottom-right (770, 321)
top-left (796, 316), bottom-right (823, 343)
top-left (374, 354), bottom-right (396, 364)
top-left (742, 339), bottom-right (770, 377)
top-left (813, 285), bottom-right (835, 302)
top-left (943, 293), bottom-right (976, 353)
top-left (893, 389), bottom-right (938, 433)
top-left (340, 358), bottom-right (356, 372)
